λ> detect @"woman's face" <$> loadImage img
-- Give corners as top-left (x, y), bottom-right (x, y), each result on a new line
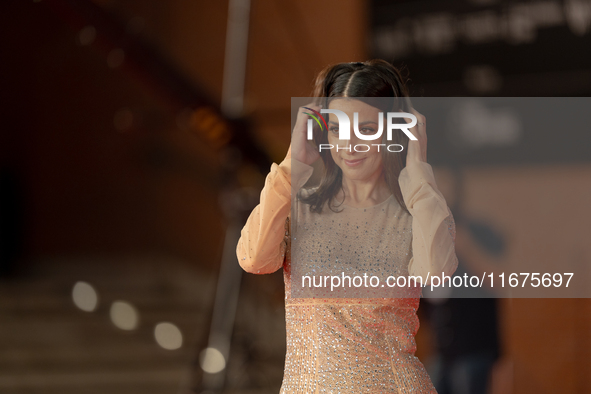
top-left (327, 98), bottom-right (384, 182)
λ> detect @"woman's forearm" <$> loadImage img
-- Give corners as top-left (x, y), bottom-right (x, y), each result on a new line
top-left (236, 151), bottom-right (314, 274)
top-left (399, 161), bottom-right (459, 282)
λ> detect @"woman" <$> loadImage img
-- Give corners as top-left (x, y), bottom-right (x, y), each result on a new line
top-left (237, 59), bottom-right (458, 393)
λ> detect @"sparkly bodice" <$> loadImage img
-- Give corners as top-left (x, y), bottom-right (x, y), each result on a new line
top-left (279, 194), bottom-right (437, 393)
top-left (236, 154), bottom-right (457, 394)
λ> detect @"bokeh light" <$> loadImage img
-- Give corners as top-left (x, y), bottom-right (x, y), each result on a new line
top-left (107, 48), bottom-right (125, 69)
top-left (109, 301), bottom-right (139, 330)
top-left (78, 25), bottom-right (96, 46)
top-left (72, 281), bottom-right (99, 312)
top-left (154, 322), bottom-right (183, 350)
top-left (199, 347), bottom-right (226, 374)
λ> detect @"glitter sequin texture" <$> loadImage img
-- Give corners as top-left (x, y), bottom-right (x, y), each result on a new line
top-left (237, 157), bottom-right (458, 393)
top-left (281, 192), bottom-right (439, 393)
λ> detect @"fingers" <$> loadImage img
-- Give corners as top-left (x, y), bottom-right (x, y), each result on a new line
top-left (292, 103), bottom-right (322, 165)
top-left (300, 104), bottom-right (322, 123)
top-left (405, 108), bottom-right (428, 163)
top-left (409, 107), bottom-right (425, 126)
top-left (407, 107), bottom-right (426, 140)
top-left (296, 103), bottom-right (322, 128)
top-left (300, 102), bottom-right (321, 114)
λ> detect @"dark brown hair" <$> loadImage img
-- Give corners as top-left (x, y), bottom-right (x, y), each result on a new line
top-left (301, 59), bottom-right (412, 214)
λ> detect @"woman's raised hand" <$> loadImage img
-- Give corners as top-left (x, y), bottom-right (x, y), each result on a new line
top-left (406, 108), bottom-right (428, 166)
top-left (290, 104), bottom-right (321, 166)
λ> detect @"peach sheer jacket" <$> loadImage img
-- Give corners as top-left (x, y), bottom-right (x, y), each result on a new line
top-left (236, 148), bottom-right (458, 393)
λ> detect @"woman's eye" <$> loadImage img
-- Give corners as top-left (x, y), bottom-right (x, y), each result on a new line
top-left (361, 128), bottom-right (375, 134)
top-left (329, 127), bottom-right (339, 133)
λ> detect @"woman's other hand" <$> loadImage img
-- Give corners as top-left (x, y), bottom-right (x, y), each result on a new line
top-left (290, 104), bottom-right (321, 166)
top-left (406, 108), bottom-right (428, 166)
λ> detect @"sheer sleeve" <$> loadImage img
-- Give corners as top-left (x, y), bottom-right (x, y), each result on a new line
top-left (398, 161), bottom-right (459, 282)
top-left (237, 149), bottom-right (314, 274)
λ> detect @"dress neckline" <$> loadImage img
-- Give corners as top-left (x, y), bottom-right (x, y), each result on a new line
top-left (339, 194), bottom-right (394, 210)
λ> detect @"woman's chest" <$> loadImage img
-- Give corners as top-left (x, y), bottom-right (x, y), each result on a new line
top-left (290, 199), bottom-right (415, 298)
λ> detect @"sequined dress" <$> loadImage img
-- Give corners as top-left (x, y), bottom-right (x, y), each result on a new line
top-left (237, 150), bottom-right (458, 393)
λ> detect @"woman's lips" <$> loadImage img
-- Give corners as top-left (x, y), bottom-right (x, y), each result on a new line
top-left (343, 157), bottom-right (366, 167)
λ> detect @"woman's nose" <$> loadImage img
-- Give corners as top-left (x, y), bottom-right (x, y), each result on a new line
top-left (334, 128), bottom-right (361, 153)
top-left (336, 132), bottom-right (354, 152)
top-left (347, 130), bottom-right (363, 152)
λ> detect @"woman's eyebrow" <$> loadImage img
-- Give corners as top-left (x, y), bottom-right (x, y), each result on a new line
top-left (329, 121), bottom-right (339, 125)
